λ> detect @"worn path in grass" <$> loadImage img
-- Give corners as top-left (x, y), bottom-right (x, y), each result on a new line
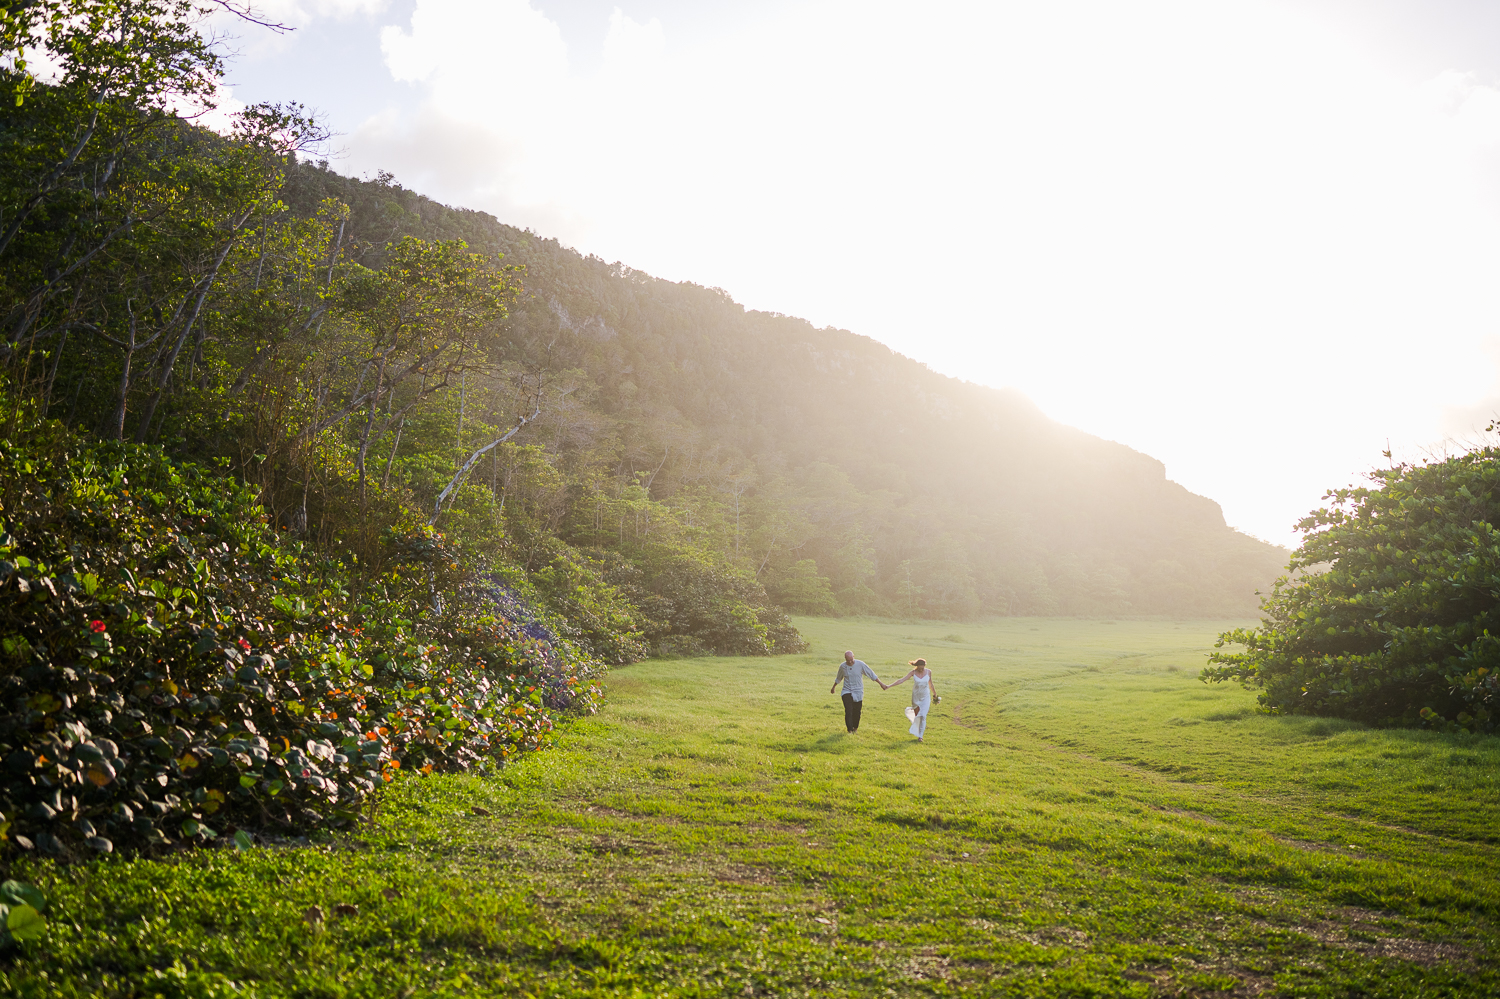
top-left (7, 618), bottom-right (1500, 998)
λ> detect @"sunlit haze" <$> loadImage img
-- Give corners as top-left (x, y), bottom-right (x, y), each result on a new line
top-left (221, 0), bottom-right (1500, 548)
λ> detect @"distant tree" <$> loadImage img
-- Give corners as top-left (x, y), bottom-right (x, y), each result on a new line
top-left (1203, 449), bottom-right (1500, 731)
top-left (766, 559), bottom-right (837, 616)
top-left (897, 559), bottom-right (922, 619)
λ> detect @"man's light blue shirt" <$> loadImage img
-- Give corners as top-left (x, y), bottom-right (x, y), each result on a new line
top-left (835, 659), bottom-right (880, 701)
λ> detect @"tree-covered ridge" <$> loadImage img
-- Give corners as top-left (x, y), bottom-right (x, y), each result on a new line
top-left (279, 162), bottom-right (1286, 618)
top-left (0, 0), bottom-right (1294, 867)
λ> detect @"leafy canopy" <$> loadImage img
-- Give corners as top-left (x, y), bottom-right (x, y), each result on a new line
top-left (1204, 448), bottom-right (1500, 730)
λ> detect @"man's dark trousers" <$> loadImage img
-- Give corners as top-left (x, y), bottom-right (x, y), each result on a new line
top-left (842, 693), bottom-right (863, 732)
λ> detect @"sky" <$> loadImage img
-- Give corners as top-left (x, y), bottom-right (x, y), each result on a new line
top-left (215, 0), bottom-right (1500, 548)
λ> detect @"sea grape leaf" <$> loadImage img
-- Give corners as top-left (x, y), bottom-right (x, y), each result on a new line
top-left (5, 904), bottom-right (44, 941)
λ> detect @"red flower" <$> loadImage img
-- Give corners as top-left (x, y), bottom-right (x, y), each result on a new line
top-left (89, 620), bottom-right (106, 633)
top-left (237, 638), bottom-right (252, 651)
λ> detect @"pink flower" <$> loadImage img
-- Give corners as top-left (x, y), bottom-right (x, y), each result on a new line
top-left (89, 621), bottom-right (106, 633)
top-left (237, 638), bottom-right (252, 652)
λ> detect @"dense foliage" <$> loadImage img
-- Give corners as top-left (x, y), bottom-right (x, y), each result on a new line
top-left (0, 409), bottom-right (599, 856)
top-left (1204, 449), bottom-right (1500, 731)
top-left (0, 0), bottom-right (1282, 652)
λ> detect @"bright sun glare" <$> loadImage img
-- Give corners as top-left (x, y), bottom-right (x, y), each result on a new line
top-left (227, 0), bottom-right (1500, 547)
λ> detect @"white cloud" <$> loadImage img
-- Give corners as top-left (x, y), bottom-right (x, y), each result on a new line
top-left (602, 7), bottom-right (664, 75)
top-left (325, 0), bottom-right (1500, 546)
top-left (380, 0), bottom-right (567, 93)
top-left (169, 84), bottom-right (248, 134)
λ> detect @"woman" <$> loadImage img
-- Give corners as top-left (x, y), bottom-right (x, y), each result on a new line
top-left (886, 658), bottom-right (939, 742)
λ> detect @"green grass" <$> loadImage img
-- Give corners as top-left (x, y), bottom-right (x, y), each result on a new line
top-left (5, 617), bottom-right (1498, 997)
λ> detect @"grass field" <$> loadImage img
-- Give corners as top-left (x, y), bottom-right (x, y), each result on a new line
top-left (5, 617), bottom-right (1500, 998)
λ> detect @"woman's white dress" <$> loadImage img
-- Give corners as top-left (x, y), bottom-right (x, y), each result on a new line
top-left (909, 671), bottom-right (932, 738)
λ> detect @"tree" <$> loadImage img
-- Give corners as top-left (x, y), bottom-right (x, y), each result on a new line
top-left (298, 237), bottom-right (512, 502)
top-left (1, 0), bottom-right (225, 360)
top-left (1203, 449), bottom-right (1500, 731)
top-left (0, 1), bottom-right (321, 443)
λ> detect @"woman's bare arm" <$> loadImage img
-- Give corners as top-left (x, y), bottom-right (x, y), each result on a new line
top-left (886, 670), bottom-right (915, 688)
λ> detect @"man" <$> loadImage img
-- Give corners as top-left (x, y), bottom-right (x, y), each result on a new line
top-left (830, 649), bottom-right (885, 733)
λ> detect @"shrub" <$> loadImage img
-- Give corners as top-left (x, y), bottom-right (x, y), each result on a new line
top-left (0, 424), bottom-right (599, 858)
top-left (612, 545), bottom-right (808, 656)
top-left (1203, 449), bottom-right (1500, 730)
top-left (520, 541), bottom-right (649, 665)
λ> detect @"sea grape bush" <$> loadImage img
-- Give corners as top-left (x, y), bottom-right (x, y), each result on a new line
top-left (1204, 448), bottom-right (1500, 730)
top-left (0, 422), bottom-right (600, 857)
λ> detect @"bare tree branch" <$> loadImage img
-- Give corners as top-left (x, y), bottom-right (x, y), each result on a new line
top-left (208, 0), bottom-right (293, 33)
top-left (429, 402), bottom-right (543, 525)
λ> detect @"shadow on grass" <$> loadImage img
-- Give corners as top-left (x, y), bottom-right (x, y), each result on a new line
top-left (774, 732), bottom-right (858, 754)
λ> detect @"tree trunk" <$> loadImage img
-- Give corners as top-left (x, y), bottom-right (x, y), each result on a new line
top-left (107, 315), bottom-right (136, 441)
top-left (381, 421), bottom-right (405, 489)
top-left (42, 329), bottom-right (67, 416)
top-left (429, 404), bottom-right (541, 524)
top-left (0, 109), bottom-right (101, 259)
top-left (134, 232), bottom-right (241, 442)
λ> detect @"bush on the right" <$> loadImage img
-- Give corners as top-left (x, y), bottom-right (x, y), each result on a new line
top-left (1203, 448), bottom-right (1500, 731)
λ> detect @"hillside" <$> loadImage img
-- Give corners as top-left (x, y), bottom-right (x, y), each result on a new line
top-left (280, 162), bottom-right (1286, 618)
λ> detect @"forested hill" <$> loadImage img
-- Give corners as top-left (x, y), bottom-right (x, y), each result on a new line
top-left (281, 162), bottom-right (1285, 618)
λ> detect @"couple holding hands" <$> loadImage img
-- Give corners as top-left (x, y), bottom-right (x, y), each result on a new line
top-left (829, 650), bottom-right (940, 742)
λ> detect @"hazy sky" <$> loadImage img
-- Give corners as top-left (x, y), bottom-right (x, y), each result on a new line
top-left (222, 0), bottom-right (1500, 548)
